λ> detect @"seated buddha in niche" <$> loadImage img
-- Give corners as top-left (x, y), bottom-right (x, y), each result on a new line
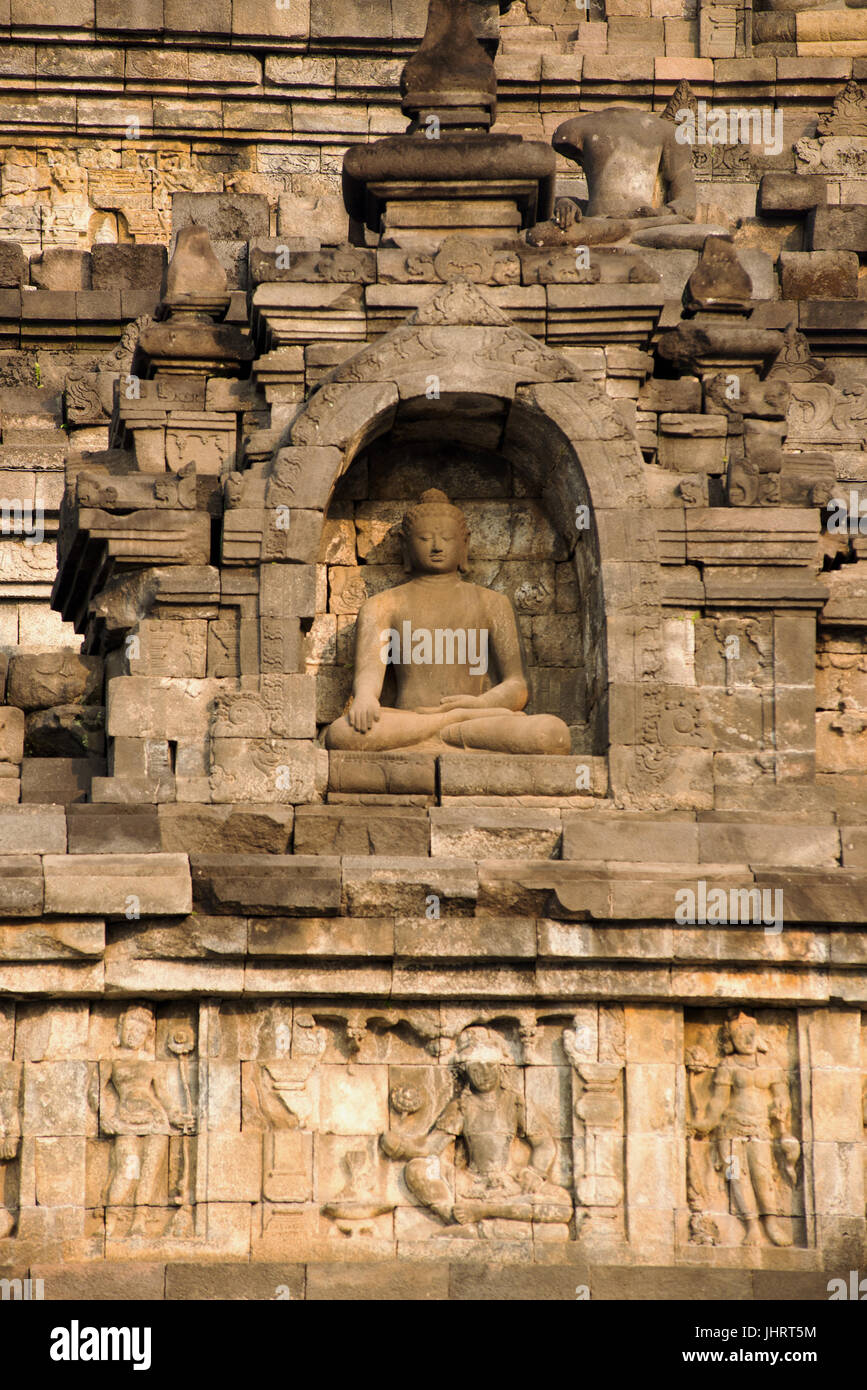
top-left (325, 489), bottom-right (571, 755)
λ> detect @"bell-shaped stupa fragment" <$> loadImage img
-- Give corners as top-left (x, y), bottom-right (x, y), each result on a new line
top-left (165, 223), bottom-right (228, 302)
top-left (400, 0), bottom-right (497, 132)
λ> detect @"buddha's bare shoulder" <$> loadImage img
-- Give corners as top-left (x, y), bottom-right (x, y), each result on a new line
top-left (358, 583), bottom-right (410, 617)
top-left (466, 583), bottom-right (515, 615)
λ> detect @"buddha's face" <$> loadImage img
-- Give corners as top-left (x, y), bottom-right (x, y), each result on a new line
top-left (405, 510), bottom-right (466, 574)
top-left (465, 1061), bottom-right (501, 1093)
top-left (728, 1016), bottom-right (757, 1055)
top-left (121, 1013), bottom-right (150, 1050)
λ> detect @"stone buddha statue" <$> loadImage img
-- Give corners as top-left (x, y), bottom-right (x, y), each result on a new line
top-left (529, 106), bottom-right (697, 247)
top-left (325, 489), bottom-right (571, 755)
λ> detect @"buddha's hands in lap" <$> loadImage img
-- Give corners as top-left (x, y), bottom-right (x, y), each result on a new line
top-left (348, 695), bottom-right (381, 733)
top-left (416, 694), bottom-right (489, 714)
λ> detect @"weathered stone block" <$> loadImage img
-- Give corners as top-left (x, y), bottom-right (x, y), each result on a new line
top-left (90, 244), bottom-right (166, 292)
top-left (248, 915), bottom-right (392, 957)
top-left (126, 619), bottom-right (208, 678)
top-left (430, 807), bottom-right (562, 859)
top-left (211, 675), bottom-right (317, 740)
top-left (0, 856), bottom-right (42, 915)
top-left (21, 758), bottom-right (100, 805)
top-left (7, 653), bottom-right (102, 713)
top-left (817, 713), bottom-right (867, 774)
top-left (343, 856), bottom-right (478, 916)
top-left (42, 853), bottom-right (192, 915)
top-left (277, 189), bottom-right (348, 245)
top-left (166, 1262), bottom-right (306, 1300)
top-left (107, 677), bottom-right (226, 741)
top-left (699, 823), bottom-right (839, 867)
top-left (809, 204), bottom-right (867, 254)
top-left (259, 563), bottom-right (318, 618)
top-left (658, 414), bottom-right (727, 473)
top-left (395, 916), bottom-right (536, 960)
top-left (0, 707), bottom-right (24, 763)
top-left (67, 805), bottom-right (160, 854)
top-left (752, 869), bottom-right (867, 924)
top-left (779, 252), bottom-right (859, 300)
top-left (31, 1263), bottom-right (166, 1301)
top-left (449, 1265), bottom-right (590, 1301)
top-left (0, 242), bottom-right (25, 288)
top-left (310, 0), bottom-right (392, 38)
top-left (22, 1061), bottom-right (94, 1137)
top-left (563, 816), bottom-right (698, 863)
top-left (104, 957), bottom-right (242, 994)
top-left (158, 805), bottom-right (293, 854)
top-left (327, 751), bottom-right (437, 795)
top-left (760, 174), bottom-right (827, 214)
top-left (172, 193), bottom-right (270, 241)
top-left (210, 740), bottom-right (327, 804)
top-left (108, 913), bottom-right (244, 959)
top-left (232, 0), bottom-right (308, 38)
top-left (268, 447), bottom-right (343, 512)
top-left (438, 754), bottom-right (607, 798)
top-left (637, 377), bottom-right (701, 413)
top-left (0, 805), bottom-right (65, 853)
top-left (207, 1132), bottom-right (261, 1202)
top-left (191, 854), bottom-right (341, 915)
top-left (30, 249), bottom-right (92, 291)
top-left (0, 918), bottom-right (102, 958)
top-left (306, 1262), bottom-right (450, 1300)
top-left (95, 0), bottom-right (162, 28)
top-left (608, 16), bottom-right (664, 48)
top-left (293, 806), bottom-right (430, 856)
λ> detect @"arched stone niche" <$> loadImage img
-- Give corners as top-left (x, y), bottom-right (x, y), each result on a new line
top-left (253, 282), bottom-right (685, 808)
top-left (319, 419), bottom-right (589, 752)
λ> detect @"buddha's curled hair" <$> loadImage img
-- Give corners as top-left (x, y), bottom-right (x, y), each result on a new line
top-left (400, 488), bottom-right (470, 545)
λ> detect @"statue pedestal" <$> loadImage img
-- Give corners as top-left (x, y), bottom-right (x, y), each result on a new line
top-left (343, 134), bottom-right (556, 250)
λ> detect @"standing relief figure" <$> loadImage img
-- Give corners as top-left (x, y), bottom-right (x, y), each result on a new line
top-left (101, 1006), bottom-right (197, 1238)
top-left (687, 1012), bottom-right (800, 1248)
top-left (380, 1027), bottom-right (573, 1234)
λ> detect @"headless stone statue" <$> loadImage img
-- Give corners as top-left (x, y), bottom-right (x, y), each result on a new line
top-left (325, 489), bottom-right (571, 755)
top-left (529, 106), bottom-right (697, 246)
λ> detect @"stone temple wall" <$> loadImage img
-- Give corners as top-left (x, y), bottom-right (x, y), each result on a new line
top-left (0, 0), bottom-right (865, 1305)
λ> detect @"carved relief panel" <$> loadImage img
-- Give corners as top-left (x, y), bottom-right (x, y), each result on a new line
top-left (211, 1002), bottom-right (626, 1251)
top-left (92, 1003), bottom-right (200, 1245)
top-left (0, 1000), bottom-right (211, 1259)
top-left (684, 1009), bottom-right (804, 1249)
top-left (0, 1000), bottom-right (849, 1263)
top-left (564, 1004), bottom-right (626, 1243)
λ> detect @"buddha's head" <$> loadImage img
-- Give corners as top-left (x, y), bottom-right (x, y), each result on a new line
top-left (118, 1004), bottom-right (153, 1052)
top-left (722, 1010), bottom-right (767, 1057)
top-left (455, 1026), bottom-right (511, 1093)
top-left (400, 488), bottom-right (470, 575)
